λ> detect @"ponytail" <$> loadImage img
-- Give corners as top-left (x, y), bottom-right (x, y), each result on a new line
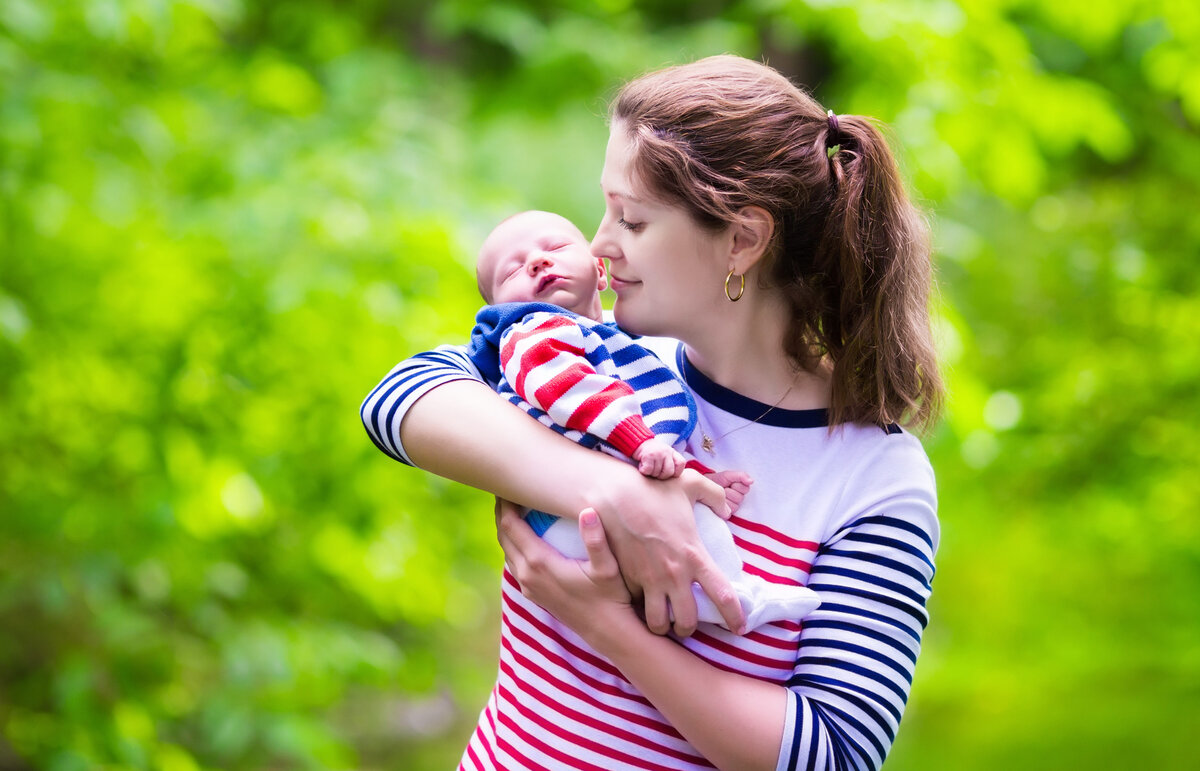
top-left (795, 114), bottom-right (943, 431)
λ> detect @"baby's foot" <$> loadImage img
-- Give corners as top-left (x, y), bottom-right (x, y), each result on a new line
top-left (703, 469), bottom-right (753, 515)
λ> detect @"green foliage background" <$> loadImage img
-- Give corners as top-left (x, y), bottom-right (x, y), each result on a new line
top-left (2, 1), bottom-right (1197, 768)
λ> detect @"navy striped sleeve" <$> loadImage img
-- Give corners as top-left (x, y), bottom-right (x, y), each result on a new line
top-left (359, 344), bottom-right (484, 466)
top-left (777, 440), bottom-right (939, 771)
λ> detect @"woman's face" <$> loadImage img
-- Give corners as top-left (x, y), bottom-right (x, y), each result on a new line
top-left (591, 124), bottom-right (730, 340)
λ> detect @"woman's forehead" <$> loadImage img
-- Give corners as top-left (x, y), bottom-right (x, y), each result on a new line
top-left (601, 127), bottom-right (636, 192)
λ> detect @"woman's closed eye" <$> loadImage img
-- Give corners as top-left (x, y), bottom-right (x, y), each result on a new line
top-left (617, 216), bottom-right (644, 232)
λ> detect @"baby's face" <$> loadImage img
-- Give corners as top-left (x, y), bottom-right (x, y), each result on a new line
top-left (478, 211), bottom-right (607, 317)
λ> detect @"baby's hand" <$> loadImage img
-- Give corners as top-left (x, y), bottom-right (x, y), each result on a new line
top-left (632, 439), bottom-right (688, 479)
top-left (704, 470), bottom-right (753, 516)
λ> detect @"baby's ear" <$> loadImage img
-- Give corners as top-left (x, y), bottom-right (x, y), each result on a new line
top-left (594, 255), bottom-right (609, 291)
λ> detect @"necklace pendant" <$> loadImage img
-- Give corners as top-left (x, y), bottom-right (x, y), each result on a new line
top-left (701, 434), bottom-right (715, 454)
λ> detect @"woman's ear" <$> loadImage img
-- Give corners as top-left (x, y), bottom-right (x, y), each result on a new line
top-left (595, 256), bottom-right (609, 292)
top-left (727, 206), bottom-right (775, 275)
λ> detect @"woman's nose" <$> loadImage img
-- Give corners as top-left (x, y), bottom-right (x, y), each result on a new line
top-left (590, 220), bottom-right (619, 261)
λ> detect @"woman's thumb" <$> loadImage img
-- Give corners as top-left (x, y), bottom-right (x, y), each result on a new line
top-left (681, 469), bottom-right (730, 519)
top-left (578, 508), bottom-right (618, 570)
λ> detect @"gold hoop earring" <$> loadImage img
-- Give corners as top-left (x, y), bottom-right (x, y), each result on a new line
top-left (725, 270), bottom-right (745, 302)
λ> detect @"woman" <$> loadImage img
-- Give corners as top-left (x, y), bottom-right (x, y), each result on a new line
top-left (362, 55), bottom-right (942, 771)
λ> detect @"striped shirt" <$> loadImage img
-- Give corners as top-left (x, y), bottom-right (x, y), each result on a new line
top-left (469, 302), bottom-right (697, 458)
top-left (469, 303), bottom-right (706, 537)
top-left (360, 334), bottom-right (938, 771)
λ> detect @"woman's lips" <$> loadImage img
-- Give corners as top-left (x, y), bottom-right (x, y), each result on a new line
top-left (608, 275), bottom-right (639, 291)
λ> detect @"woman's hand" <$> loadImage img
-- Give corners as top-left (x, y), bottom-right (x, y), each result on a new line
top-left (495, 499), bottom-right (633, 638)
top-left (588, 469), bottom-right (747, 638)
top-left (398, 380), bottom-right (744, 638)
top-left (496, 497), bottom-right (785, 771)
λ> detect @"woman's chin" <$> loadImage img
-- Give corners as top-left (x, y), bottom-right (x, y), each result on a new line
top-left (612, 301), bottom-right (657, 336)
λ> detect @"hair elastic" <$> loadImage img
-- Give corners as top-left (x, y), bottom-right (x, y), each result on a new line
top-left (826, 110), bottom-right (843, 159)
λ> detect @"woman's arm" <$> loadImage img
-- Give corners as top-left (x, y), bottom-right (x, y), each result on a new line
top-left (360, 345), bottom-right (486, 466)
top-left (360, 347), bottom-right (746, 634)
top-left (776, 444), bottom-right (938, 771)
top-left (400, 377), bottom-right (632, 513)
top-left (497, 443), bottom-right (938, 771)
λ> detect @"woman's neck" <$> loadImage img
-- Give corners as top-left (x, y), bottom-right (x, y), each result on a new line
top-left (681, 289), bottom-right (831, 410)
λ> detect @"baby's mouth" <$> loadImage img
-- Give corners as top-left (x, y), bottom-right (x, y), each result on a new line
top-left (537, 274), bottom-right (563, 293)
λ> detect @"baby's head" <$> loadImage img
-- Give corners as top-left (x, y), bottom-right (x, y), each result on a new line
top-left (476, 210), bottom-right (607, 321)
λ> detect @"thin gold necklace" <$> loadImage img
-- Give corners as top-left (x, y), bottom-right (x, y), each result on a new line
top-left (699, 372), bottom-right (800, 454)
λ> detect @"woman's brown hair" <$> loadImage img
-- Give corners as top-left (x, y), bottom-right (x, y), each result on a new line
top-left (612, 55), bottom-right (944, 432)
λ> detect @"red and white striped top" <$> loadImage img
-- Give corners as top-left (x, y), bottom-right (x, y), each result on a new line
top-left (499, 313), bottom-right (659, 457)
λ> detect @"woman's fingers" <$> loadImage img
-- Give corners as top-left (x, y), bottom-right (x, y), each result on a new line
top-left (577, 508), bottom-right (618, 576)
top-left (668, 586), bottom-right (699, 638)
top-left (495, 498), bottom-right (543, 575)
top-left (494, 498), bottom-right (519, 552)
top-left (642, 592), bottom-right (672, 635)
top-left (694, 562), bottom-right (746, 634)
top-left (639, 559), bottom-right (701, 637)
top-left (681, 468), bottom-right (730, 519)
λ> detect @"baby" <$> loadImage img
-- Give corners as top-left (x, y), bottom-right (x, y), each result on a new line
top-left (467, 210), bottom-right (820, 631)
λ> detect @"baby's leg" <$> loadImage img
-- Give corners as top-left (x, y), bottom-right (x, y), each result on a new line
top-left (690, 503), bottom-right (821, 630)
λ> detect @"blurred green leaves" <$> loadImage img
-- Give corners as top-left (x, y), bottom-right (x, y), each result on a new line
top-left (2, 0), bottom-right (1198, 768)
